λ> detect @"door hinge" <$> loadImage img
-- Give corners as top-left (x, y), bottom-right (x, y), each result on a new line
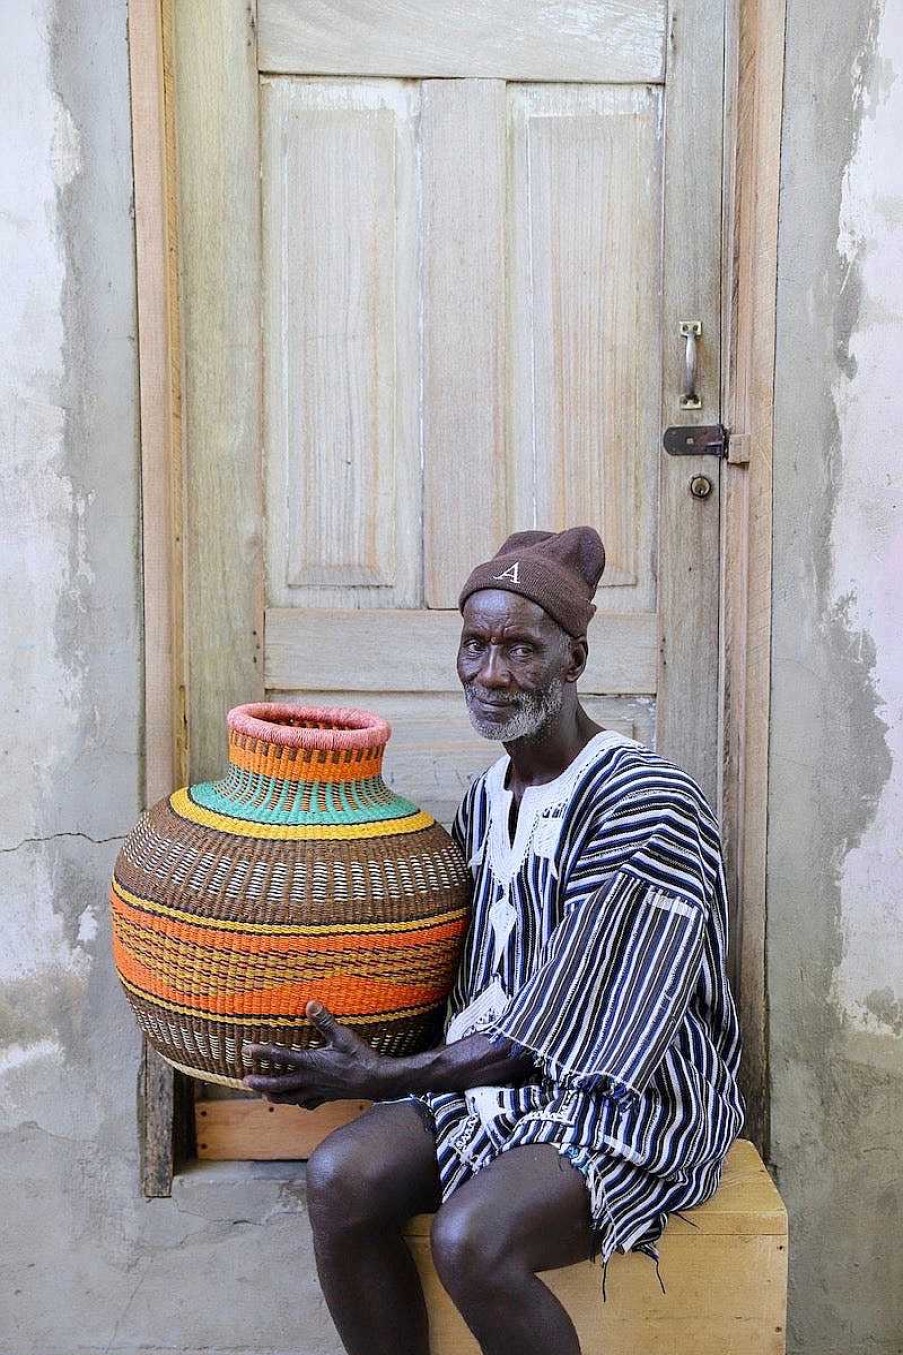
top-left (663, 424), bottom-right (728, 458)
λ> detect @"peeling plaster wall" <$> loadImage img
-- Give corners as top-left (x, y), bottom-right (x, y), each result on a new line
top-left (770, 0), bottom-right (903, 1350)
top-left (0, 0), bottom-right (140, 1128)
top-left (0, 5), bottom-right (340, 1353)
top-left (832, 6), bottom-right (903, 1045)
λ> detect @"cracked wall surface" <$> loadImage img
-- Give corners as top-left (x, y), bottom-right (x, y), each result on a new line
top-left (770, 0), bottom-right (903, 1350)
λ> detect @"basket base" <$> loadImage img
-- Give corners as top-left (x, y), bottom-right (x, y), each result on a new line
top-left (161, 1055), bottom-right (246, 1089)
top-left (141, 1008), bottom-right (447, 1088)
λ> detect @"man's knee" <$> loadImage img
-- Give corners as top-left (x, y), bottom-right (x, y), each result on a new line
top-left (306, 1127), bottom-right (395, 1232)
top-left (431, 1194), bottom-right (510, 1298)
top-left (306, 1104), bottom-right (438, 1236)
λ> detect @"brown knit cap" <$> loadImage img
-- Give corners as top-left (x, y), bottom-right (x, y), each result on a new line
top-left (458, 527), bottom-right (606, 637)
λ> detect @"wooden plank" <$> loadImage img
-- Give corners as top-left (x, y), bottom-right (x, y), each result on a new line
top-left (422, 80), bottom-right (509, 608)
top-left (196, 1097), bottom-right (371, 1159)
top-left (662, 1136), bottom-right (785, 1234)
top-left (654, 0), bottom-right (726, 807)
top-left (265, 608), bottom-right (659, 695)
top-left (173, 0), bottom-right (264, 782)
top-left (139, 1044), bottom-right (176, 1196)
top-left (718, 0), bottom-right (786, 1153)
top-left (129, 0), bottom-right (188, 1198)
top-left (257, 0), bottom-right (668, 83)
top-left (129, 0), bottom-right (182, 802)
top-left (509, 85), bottom-right (661, 612)
top-left (407, 1233), bottom-right (786, 1353)
top-left (265, 690), bottom-right (653, 825)
top-left (261, 78), bottom-right (422, 609)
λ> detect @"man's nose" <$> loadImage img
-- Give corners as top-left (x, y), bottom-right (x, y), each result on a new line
top-left (479, 645), bottom-right (511, 689)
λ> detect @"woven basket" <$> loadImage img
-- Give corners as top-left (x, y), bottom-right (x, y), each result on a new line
top-left (110, 703), bottom-right (471, 1086)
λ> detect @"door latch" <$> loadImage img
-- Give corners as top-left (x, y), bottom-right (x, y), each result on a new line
top-left (662, 424), bottom-right (728, 458)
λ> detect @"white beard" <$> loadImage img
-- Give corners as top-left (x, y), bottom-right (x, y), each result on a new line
top-left (464, 678), bottom-right (565, 742)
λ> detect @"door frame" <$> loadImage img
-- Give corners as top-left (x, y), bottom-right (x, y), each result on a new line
top-left (128, 0), bottom-right (785, 1193)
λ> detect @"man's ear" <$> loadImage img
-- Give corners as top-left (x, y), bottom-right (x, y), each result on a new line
top-left (564, 634), bottom-right (589, 684)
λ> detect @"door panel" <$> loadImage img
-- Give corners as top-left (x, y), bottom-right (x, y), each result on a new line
top-left (267, 691), bottom-right (656, 827)
top-left (262, 79), bottom-right (421, 608)
top-left (265, 609), bottom-right (658, 695)
top-left (257, 0), bottom-right (668, 82)
top-left (508, 85), bottom-right (661, 610)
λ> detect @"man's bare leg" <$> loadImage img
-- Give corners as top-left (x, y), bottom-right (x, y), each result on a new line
top-left (305, 1100), bottom-right (442, 1355)
top-left (430, 1144), bottom-right (595, 1355)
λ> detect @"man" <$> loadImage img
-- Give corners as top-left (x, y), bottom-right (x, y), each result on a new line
top-left (244, 527), bottom-right (744, 1355)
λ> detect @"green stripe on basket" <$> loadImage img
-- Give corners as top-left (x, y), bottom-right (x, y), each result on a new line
top-left (190, 776), bottom-right (419, 827)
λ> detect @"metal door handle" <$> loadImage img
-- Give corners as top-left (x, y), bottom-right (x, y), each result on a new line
top-left (679, 320), bottom-right (702, 409)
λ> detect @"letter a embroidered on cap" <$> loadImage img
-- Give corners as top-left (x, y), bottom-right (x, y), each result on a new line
top-left (494, 562), bottom-right (520, 584)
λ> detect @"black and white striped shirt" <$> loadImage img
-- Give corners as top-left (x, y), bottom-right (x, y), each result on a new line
top-left (405, 730), bottom-right (744, 1263)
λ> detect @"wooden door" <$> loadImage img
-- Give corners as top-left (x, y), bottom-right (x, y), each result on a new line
top-left (174, 0), bottom-right (725, 820)
top-left (165, 0), bottom-right (727, 1165)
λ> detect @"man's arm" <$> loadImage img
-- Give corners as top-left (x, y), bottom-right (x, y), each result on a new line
top-left (243, 1001), bottom-right (536, 1107)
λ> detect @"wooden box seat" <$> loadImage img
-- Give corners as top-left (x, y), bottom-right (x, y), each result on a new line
top-left (403, 1139), bottom-right (787, 1355)
top-left (194, 1106), bottom-right (786, 1353)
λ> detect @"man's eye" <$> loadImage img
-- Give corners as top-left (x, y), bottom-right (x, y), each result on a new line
top-left (461, 639), bottom-right (484, 654)
top-left (510, 645), bottom-right (534, 659)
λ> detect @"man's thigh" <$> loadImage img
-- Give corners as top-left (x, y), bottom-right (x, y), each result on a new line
top-left (432, 1144), bottom-right (594, 1274)
top-left (307, 1099), bottom-right (443, 1227)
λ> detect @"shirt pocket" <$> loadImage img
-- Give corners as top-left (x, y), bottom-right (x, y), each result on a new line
top-left (532, 812), bottom-right (564, 877)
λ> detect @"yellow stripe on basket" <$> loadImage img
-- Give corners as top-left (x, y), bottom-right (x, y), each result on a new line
top-left (111, 877), bottom-right (469, 938)
top-left (169, 787), bottom-right (435, 840)
top-left (120, 974), bottom-right (435, 1027)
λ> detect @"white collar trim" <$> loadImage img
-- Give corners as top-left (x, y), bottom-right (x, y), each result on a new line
top-left (482, 730), bottom-right (634, 882)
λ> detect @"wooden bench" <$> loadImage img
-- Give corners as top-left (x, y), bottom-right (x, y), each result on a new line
top-left (195, 1107), bottom-right (786, 1353)
top-left (403, 1140), bottom-right (787, 1355)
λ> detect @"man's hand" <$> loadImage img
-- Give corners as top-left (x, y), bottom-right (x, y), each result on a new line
top-left (243, 1002), bottom-right (537, 1106)
top-left (242, 1001), bottom-right (389, 1108)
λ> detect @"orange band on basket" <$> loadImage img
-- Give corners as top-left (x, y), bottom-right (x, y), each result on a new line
top-left (227, 734), bottom-right (385, 784)
top-left (112, 936), bottom-right (448, 1018)
top-left (111, 888), bottom-right (466, 956)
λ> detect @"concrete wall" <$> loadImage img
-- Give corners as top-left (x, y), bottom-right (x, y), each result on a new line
top-left (769, 0), bottom-right (903, 1349)
top-left (1, 1), bottom-right (901, 1353)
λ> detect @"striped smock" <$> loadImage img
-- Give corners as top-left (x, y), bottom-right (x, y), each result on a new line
top-left (398, 730), bottom-right (744, 1266)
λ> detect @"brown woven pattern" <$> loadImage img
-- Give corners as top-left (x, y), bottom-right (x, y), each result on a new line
top-left (117, 801), bottom-right (466, 927)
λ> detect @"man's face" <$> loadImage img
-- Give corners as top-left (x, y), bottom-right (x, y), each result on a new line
top-left (457, 590), bottom-right (571, 742)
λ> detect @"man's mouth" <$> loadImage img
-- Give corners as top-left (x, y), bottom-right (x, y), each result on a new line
top-left (466, 688), bottom-right (519, 711)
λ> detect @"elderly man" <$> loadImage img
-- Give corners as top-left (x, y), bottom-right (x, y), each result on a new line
top-left (245, 527), bottom-right (744, 1355)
